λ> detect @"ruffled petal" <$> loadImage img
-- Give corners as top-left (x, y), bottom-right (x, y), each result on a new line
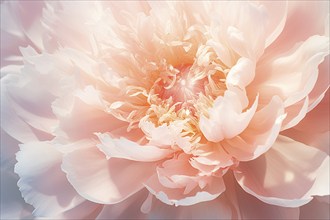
top-left (222, 96), bottom-right (285, 161)
top-left (96, 132), bottom-right (173, 162)
top-left (281, 91), bottom-right (329, 155)
top-left (235, 135), bottom-right (329, 207)
top-left (15, 141), bottom-right (98, 217)
top-left (226, 57), bottom-right (255, 88)
top-left (200, 90), bottom-right (258, 142)
top-left (225, 172), bottom-right (300, 219)
top-left (252, 35), bottom-right (329, 106)
top-left (62, 146), bottom-right (156, 204)
top-left (145, 173), bottom-right (225, 207)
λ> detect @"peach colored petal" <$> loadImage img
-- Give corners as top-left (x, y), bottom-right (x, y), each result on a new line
top-left (281, 97), bottom-right (309, 130)
top-left (226, 57), bottom-right (255, 89)
top-left (235, 135), bottom-right (329, 207)
top-left (282, 91), bottom-right (329, 154)
top-left (95, 190), bottom-right (148, 219)
top-left (139, 119), bottom-right (191, 151)
top-left (145, 173), bottom-right (225, 207)
top-left (225, 173), bottom-right (300, 219)
top-left (307, 56), bottom-right (329, 111)
top-left (96, 133), bottom-right (173, 162)
top-left (14, 141), bottom-right (98, 217)
top-left (62, 146), bottom-right (156, 204)
top-left (53, 95), bottom-right (126, 142)
top-left (200, 90), bottom-right (258, 142)
top-left (252, 35), bottom-right (329, 107)
top-left (222, 96), bottom-right (285, 161)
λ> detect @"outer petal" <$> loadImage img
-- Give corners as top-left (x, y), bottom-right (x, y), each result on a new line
top-left (200, 90), bottom-right (258, 142)
top-left (14, 141), bottom-right (99, 217)
top-left (224, 172), bottom-right (300, 219)
top-left (226, 57), bottom-right (255, 89)
top-left (96, 132), bottom-right (173, 162)
top-left (235, 135), bottom-right (329, 207)
top-left (96, 189), bottom-right (148, 219)
top-left (281, 91), bottom-right (329, 154)
top-left (251, 35), bottom-right (329, 107)
top-left (62, 146), bottom-right (157, 204)
top-left (1, 1), bottom-right (44, 67)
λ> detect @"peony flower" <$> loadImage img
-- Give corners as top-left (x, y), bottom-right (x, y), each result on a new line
top-left (1, 1), bottom-right (329, 219)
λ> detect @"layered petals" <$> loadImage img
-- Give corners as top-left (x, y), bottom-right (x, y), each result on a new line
top-left (14, 141), bottom-right (99, 217)
top-left (200, 90), bottom-right (258, 142)
top-left (62, 146), bottom-right (157, 204)
top-left (96, 132), bottom-right (173, 162)
top-left (235, 135), bottom-right (329, 207)
top-left (222, 96), bottom-right (285, 161)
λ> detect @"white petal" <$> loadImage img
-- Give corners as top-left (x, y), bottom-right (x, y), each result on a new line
top-left (96, 133), bottom-right (173, 162)
top-left (15, 141), bottom-right (96, 217)
top-left (200, 90), bottom-right (258, 142)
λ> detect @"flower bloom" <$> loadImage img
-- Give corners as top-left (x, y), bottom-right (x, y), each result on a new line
top-left (1, 1), bottom-right (329, 219)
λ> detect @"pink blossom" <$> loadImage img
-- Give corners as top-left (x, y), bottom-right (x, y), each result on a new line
top-left (1, 1), bottom-right (329, 219)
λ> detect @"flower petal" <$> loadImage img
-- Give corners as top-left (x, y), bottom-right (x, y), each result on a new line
top-left (200, 90), bottom-right (258, 142)
top-left (96, 132), bottom-right (173, 162)
top-left (226, 173), bottom-right (300, 219)
top-left (251, 35), bottom-right (329, 108)
top-left (15, 141), bottom-right (97, 217)
top-left (62, 146), bottom-right (156, 204)
top-left (235, 135), bottom-right (330, 207)
top-left (222, 96), bottom-right (285, 161)
top-left (226, 57), bottom-right (256, 89)
top-left (145, 174), bottom-right (225, 207)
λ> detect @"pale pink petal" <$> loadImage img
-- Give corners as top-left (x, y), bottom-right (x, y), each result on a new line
top-left (226, 173), bottom-right (300, 219)
top-left (1, 70), bottom-right (58, 143)
top-left (190, 143), bottom-right (233, 174)
top-left (0, 1), bottom-right (44, 66)
top-left (139, 119), bottom-right (191, 151)
top-left (145, 174), bottom-right (225, 206)
top-left (226, 57), bottom-right (255, 88)
top-left (222, 96), bottom-right (285, 161)
top-left (307, 56), bottom-right (329, 111)
top-left (62, 146), bottom-right (156, 204)
top-left (96, 190), bottom-right (149, 219)
top-left (200, 90), bottom-right (258, 142)
top-left (53, 95), bottom-right (126, 142)
top-left (281, 97), bottom-right (309, 130)
top-left (235, 135), bottom-right (329, 207)
top-left (14, 141), bottom-right (98, 217)
top-left (281, 91), bottom-right (329, 154)
top-left (251, 35), bottom-right (329, 108)
top-left (262, 1), bottom-right (288, 47)
top-left (263, 1), bottom-right (329, 57)
top-left (96, 132), bottom-right (173, 162)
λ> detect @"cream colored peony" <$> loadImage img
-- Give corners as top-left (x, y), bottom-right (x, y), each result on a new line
top-left (1, 1), bottom-right (329, 219)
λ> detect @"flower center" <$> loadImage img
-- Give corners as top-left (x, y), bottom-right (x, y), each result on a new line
top-left (157, 65), bottom-right (206, 105)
